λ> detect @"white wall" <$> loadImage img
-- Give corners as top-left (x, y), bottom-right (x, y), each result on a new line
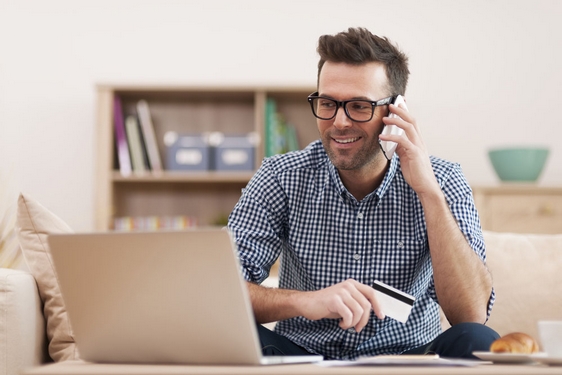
top-left (1, 0), bottom-right (561, 231)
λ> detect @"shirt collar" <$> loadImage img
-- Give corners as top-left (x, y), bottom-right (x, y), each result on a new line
top-left (327, 153), bottom-right (399, 203)
top-left (327, 161), bottom-right (347, 198)
top-left (375, 154), bottom-right (399, 199)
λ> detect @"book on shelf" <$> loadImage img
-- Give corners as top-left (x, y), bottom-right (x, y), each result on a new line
top-left (113, 215), bottom-right (198, 231)
top-left (135, 114), bottom-right (152, 171)
top-left (264, 98), bottom-right (277, 158)
top-left (125, 115), bottom-right (147, 175)
top-left (137, 99), bottom-right (163, 174)
top-left (264, 98), bottom-right (300, 157)
top-left (113, 96), bottom-right (132, 176)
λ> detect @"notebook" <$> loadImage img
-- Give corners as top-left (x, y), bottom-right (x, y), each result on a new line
top-left (47, 228), bottom-right (322, 366)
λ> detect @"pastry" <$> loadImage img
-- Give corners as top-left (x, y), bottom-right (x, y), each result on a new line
top-left (490, 332), bottom-right (539, 354)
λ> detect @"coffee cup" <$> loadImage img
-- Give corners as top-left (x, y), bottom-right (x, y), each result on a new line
top-left (538, 321), bottom-right (562, 357)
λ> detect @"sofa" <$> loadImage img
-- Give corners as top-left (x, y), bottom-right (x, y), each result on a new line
top-left (1, 193), bottom-right (562, 375)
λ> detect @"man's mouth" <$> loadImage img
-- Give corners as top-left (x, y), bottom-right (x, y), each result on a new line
top-left (333, 137), bottom-right (360, 144)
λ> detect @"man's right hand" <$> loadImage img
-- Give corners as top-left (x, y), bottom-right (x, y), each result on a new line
top-left (248, 279), bottom-right (385, 333)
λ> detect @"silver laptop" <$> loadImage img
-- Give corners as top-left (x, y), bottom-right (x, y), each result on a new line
top-left (47, 228), bottom-right (322, 365)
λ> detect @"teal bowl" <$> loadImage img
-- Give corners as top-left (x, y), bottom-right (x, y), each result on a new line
top-left (488, 147), bottom-right (549, 182)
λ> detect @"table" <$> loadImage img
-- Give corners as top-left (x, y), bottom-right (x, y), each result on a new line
top-left (22, 360), bottom-right (562, 375)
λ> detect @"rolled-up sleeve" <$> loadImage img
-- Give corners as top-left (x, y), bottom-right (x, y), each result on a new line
top-left (228, 159), bottom-right (288, 284)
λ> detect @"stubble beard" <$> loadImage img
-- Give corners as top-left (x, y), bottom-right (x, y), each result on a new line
top-left (322, 132), bottom-right (383, 171)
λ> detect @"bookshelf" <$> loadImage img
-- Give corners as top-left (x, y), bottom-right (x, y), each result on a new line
top-left (94, 85), bottom-right (317, 231)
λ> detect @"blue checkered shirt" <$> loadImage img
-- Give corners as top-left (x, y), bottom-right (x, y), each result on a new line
top-left (228, 140), bottom-right (494, 360)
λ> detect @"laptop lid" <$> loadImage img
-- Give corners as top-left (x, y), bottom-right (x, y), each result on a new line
top-left (48, 228), bottom-right (307, 365)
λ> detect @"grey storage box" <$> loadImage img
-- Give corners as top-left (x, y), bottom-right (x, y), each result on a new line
top-left (164, 132), bottom-right (211, 171)
top-left (210, 132), bottom-right (259, 171)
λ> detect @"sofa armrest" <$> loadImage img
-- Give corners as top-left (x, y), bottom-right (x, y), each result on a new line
top-left (0, 268), bottom-right (48, 375)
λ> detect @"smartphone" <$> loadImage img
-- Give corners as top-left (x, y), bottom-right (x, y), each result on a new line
top-left (379, 95), bottom-right (408, 160)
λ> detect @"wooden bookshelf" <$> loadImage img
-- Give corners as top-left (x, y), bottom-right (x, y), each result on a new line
top-left (94, 85), bottom-right (317, 231)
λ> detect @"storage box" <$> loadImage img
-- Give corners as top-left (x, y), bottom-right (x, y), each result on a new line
top-left (164, 132), bottom-right (211, 171)
top-left (210, 132), bottom-right (259, 171)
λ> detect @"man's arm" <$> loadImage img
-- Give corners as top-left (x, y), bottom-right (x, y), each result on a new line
top-left (418, 191), bottom-right (492, 324)
top-left (380, 103), bottom-right (493, 325)
top-left (247, 279), bottom-right (385, 332)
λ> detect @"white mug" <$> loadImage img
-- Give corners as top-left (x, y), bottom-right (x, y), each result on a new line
top-left (538, 321), bottom-right (562, 357)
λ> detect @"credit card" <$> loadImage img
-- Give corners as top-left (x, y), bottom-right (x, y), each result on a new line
top-left (372, 280), bottom-right (415, 323)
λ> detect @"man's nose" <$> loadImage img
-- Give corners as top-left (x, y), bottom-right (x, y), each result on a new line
top-left (333, 106), bottom-right (352, 129)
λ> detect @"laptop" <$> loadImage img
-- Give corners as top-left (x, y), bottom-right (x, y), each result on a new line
top-left (47, 228), bottom-right (322, 366)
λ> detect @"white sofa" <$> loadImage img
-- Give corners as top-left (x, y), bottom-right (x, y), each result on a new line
top-left (2, 229), bottom-right (562, 375)
top-left (0, 267), bottom-right (49, 374)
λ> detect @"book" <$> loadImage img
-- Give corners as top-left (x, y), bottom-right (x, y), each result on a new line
top-left (273, 113), bottom-right (288, 154)
top-left (113, 96), bottom-right (132, 177)
top-left (136, 116), bottom-right (152, 171)
top-left (125, 115), bottom-right (147, 175)
top-left (113, 215), bottom-right (198, 231)
top-left (264, 98), bottom-right (300, 157)
top-left (137, 100), bottom-right (163, 174)
top-left (264, 98), bottom-right (278, 157)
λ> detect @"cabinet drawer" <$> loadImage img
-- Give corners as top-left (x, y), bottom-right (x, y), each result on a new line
top-left (484, 194), bottom-right (562, 234)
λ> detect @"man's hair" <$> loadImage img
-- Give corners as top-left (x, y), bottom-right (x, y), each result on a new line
top-left (317, 27), bottom-right (410, 96)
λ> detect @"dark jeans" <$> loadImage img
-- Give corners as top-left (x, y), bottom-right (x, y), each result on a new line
top-left (257, 322), bottom-right (500, 359)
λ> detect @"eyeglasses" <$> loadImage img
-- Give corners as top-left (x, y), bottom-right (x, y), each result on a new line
top-left (307, 92), bottom-right (395, 122)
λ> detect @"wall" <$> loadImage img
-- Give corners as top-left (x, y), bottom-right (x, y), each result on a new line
top-left (0, 0), bottom-right (561, 231)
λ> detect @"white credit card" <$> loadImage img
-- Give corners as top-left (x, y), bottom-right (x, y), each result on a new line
top-left (372, 280), bottom-right (415, 324)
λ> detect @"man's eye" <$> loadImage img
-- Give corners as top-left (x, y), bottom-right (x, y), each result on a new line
top-left (319, 100), bottom-right (335, 108)
top-left (349, 102), bottom-right (370, 111)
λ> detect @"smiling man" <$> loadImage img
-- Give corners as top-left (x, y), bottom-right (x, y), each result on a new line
top-left (227, 27), bottom-right (499, 360)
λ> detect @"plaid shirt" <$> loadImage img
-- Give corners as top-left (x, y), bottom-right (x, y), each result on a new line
top-left (228, 140), bottom-right (494, 360)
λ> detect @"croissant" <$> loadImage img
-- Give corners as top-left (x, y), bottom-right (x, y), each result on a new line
top-left (490, 332), bottom-right (539, 354)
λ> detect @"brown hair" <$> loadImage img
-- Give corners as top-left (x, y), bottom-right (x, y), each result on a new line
top-left (317, 27), bottom-right (410, 96)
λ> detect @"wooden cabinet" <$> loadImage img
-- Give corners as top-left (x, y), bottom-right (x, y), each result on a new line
top-left (473, 185), bottom-right (562, 234)
top-left (94, 85), bottom-right (317, 231)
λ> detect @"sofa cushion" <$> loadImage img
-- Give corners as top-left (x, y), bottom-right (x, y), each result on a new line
top-left (16, 193), bottom-right (79, 362)
top-left (484, 230), bottom-right (562, 341)
top-left (0, 268), bottom-right (48, 375)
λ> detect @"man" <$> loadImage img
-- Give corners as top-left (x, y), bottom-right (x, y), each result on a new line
top-left (228, 27), bottom-right (498, 360)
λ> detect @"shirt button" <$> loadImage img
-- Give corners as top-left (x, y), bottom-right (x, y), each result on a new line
top-left (398, 241), bottom-right (404, 248)
top-left (357, 212), bottom-right (364, 219)
top-left (347, 327), bottom-right (356, 333)
top-left (353, 253), bottom-right (361, 260)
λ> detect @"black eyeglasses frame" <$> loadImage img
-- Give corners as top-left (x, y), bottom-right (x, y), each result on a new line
top-left (307, 92), bottom-right (396, 123)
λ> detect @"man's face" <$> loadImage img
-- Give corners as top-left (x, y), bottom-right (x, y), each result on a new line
top-left (317, 61), bottom-right (390, 172)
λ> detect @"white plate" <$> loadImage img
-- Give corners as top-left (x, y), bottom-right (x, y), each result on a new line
top-left (472, 351), bottom-right (546, 364)
top-left (530, 355), bottom-right (562, 366)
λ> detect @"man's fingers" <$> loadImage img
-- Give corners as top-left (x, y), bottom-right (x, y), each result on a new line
top-left (340, 280), bottom-right (386, 332)
top-left (367, 293), bottom-right (386, 320)
top-left (353, 281), bottom-right (386, 321)
top-left (305, 279), bottom-right (387, 332)
top-left (329, 294), bottom-right (357, 329)
top-left (330, 288), bottom-right (362, 329)
top-left (384, 103), bottom-right (421, 144)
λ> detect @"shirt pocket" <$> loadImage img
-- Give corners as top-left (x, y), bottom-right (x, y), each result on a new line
top-left (371, 238), bottom-right (428, 292)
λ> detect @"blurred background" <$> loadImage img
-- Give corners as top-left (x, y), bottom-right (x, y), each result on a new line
top-left (1, 0), bottom-right (561, 231)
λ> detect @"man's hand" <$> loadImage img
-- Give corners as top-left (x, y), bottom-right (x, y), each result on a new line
top-left (379, 103), bottom-right (441, 198)
top-left (248, 279), bottom-right (385, 333)
top-left (298, 279), bottom-right (385, 332)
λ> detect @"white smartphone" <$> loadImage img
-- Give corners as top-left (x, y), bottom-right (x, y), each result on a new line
top-left (379, 95), bottom-right (408, 160)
